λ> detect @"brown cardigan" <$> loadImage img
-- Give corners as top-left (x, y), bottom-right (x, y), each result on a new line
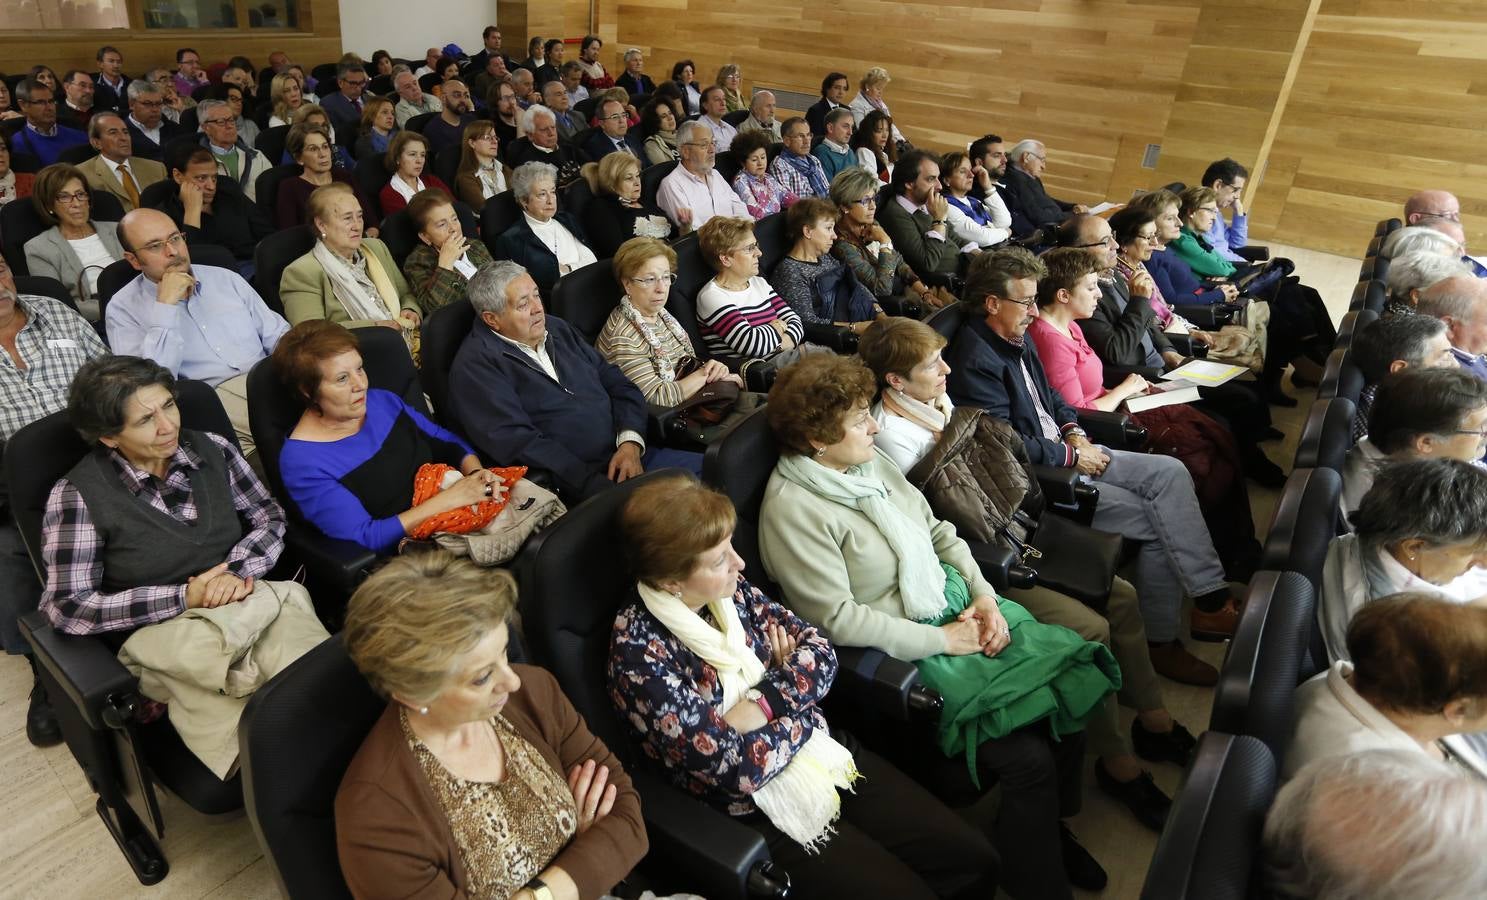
top-left (335, 664), bottom-right (648, 899)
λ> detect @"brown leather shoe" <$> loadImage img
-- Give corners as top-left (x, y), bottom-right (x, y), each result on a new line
top-left (1147, 640), bottom-right (1218, 686)
top-left (1190, 597), bottom-right (1242, 642)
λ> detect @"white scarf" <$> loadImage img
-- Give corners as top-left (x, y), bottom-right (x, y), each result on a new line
top-left (311, 240), bottom-right (398, 322)
top-left (477, 162), bottom-right (507, 199)
top-left (0, 170), bottom-right (15, 205)
top-left (388, 174), bottom-right (425, 204)
top-left (617, 296), bottom-right (693, 383)
top-left (637, 581), bottom-right (859, 852)
top-left (775, 451), bottom-right (948, 620)
top-left (524, 212), bottom-right (596, 274)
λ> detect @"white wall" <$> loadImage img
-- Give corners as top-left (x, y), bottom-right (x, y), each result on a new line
top-left (338, 0), bottom-right (497, 61)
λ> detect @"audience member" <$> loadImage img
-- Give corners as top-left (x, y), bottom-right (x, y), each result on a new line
top-left (696, 216), bottom-right (827, 370)
top-left (769, 117), bottom-right (829, 200)
top-left (92, 45), bottom-right (129, 112)
top-left (319, 61), bottom-right (369, 141)
top-left (505, 105), bottom-right (584, 188)
top-left (1320, 458), bottom-right (1487, 664)
top-left (9, 78), bottom-right (87, 165)
top-left (1128, 188), bottom-right (1241, 313)
top-left (1000, 139), bottom-right (1084, 241)
top-left (55, 69), bottom-right (95, 131)
top-left (813, 107), bottom-right (858, 183)
top-left (23, 163), bottom-right (124, 320)
top-left (1350, 314), bottom-right (1457, 440)
top-left (485, 79), bottom-right (520, 152)
top-left (0, 134), bottom-right (34, 206)
top-left (583, 97), bottom-right (644, 161)
top-left (876, 149), bottom-right (966, 293)
top-left (352, 96), bottom-right (397, 161)
top-left (391, 67), bottom-right (441, 128)
top-left (338, 552), bottom-right (646, 896)
top-left (171, 47), bottom-right (209, 98)
top-left (731, 129), bottom-right (796, 220)
top-left (207, 80), bottom-right (259, 147)
top-left (639, 97), bottom-right (681, 165)
top-left (276, 123), bottom-right (377, 231)
top-left (422, 79), bottom-right (476, 155)
top-left (1382, 248), bottom-right (1468, 318)
top-left (0, 81), bottom-right (21, 122)
top-left (829, 166), bottom-right (936, 308)
top-left (1416, 275), bottom-right (1487, 382)
top-left (671, 59), bottom-right (702, 116)
top-left (533, 39), bottom-right (564, 88)
top-left (850, 109), bottom-right (897, 183)
top-left (611, 473), bottom-right (1002, 896)
top-left (508, 67), bottom-right (538, 107)
top-left (453, 120), bottom-right (508, 208)
top-left (940, 150), bottom-right (1012, 250)
top-left (412, 47), bottom-right (440, 79)
top-left (517, 36), bottom-right (544, 73)
top-left (268, 71), bottom-right (309, 126)
top-left (539, 78), bottom-right (582, 142)
top-left (27, 65), bottom-right (59, 93)
top-left (698, 85), bottom-right (739, 150)
top-left (582, 153), bottom-right (672, 257)
top-left (280, 182), bottom-right (419, 329)
top-left (156, 145), bottom-right (271, 271)
top-left (807, 72), bottom-right (849, 137)
top-left (124, 79), bottom-right (182, 162)
top-left (367, 50), bottom-right (392, 78)
top-left (378, 130), bottom-right (449, 216)
top-left (492, 161), bottom-right (596, 297)
top-left (847, 67), bottom-right (905, 146)
top-left (273, 321), bottom-right (502, 552)
top-left (1197, 158), bottom-right (1254, 264)
top-left (466, 52), bottom-right (511, 102)
top-left (757, 353), bottom-right (1117, 899)
top-left (657, 120), bottom-right (749, 230)
top-left (196, 99), bottom-right (271, 203)
top-left (282, 104), bottom-right (354, 169)
top-left (76, 111), bottom-right (163, 212)
top-left (401, 187), bottom-right (494, 313)
top-left (450, 261), bottom-right (701, 499)
top-left (738, 90), bottom-right (781, 142)
top-left (772, 197), bottom-right (883, 334)
top-left (146, 67), bottom-right (194, 124)
top-left (614, 48), bottom-right (655, 97)
top-left (559, 62), bottom-right (589, 109)
top-left (467, 25), bottom-right (515, 78)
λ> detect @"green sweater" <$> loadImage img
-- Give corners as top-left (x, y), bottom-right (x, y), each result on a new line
top-left (757, 450), bottom-right (997, 661)
top-left (1168, 227), bottom-right (1236, 279)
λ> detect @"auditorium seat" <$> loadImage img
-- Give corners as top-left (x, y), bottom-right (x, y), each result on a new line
top-left (1332, 309), bottom-right (1377, 351)
top-left (417, 297), bottom-right (476, 432)
top-left (1258, 467), bottom-right (1342, 668)
top-left (14, 274), bottom-right (77, 311)
top-left (1293, 397), bottom-right (1356, 473)
top-left (1210, 571), bottom-right (1317, 758)
top-left (1, 187), bottom-right (125, 277)
top-left (253, 225), bottom-right (316, 318)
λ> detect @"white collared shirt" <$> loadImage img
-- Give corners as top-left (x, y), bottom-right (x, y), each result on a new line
top-left (128, 115), bottom-right (162, 144)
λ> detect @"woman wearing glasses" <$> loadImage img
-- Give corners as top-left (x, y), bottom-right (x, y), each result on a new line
top-left (23, 163), bottom-right (124, 320)
top-left (830, 167), bottom-right (937, 309)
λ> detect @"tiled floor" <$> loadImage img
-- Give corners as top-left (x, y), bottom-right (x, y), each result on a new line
top-left (0, 242), bottom-right (1359, 899)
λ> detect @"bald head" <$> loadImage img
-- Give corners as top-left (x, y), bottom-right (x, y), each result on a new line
top-left (1405, 190), bottom-right (1461, 227)
top-left (120, 208), bottom-right (192, 281)
top-left (1418, 275), bottom-right (1487, 355)
top-left (750, 89), bottom-right (775, 118)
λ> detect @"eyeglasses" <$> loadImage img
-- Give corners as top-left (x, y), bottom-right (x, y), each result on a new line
top-left (202, 117), bottom-right (234, 127)
top-left (731, 242), bottom-right (760, 255)
top-left (54, 190), bottom-right (89, 205)
top-left (136, 231), bottom-right (187, 255)
top-left (600, 113), bottom-right (627, 122)
top-left (1075, 236), bottom-right (1118, 248)
top-left (1136, 231), bottom-right (1158, 242)
top-left (852, 196), bottom-right (878, 207)
top-left (1419, 210), bottom-right (1463, 223)
top-left (134, 99), bottom-right (163, 108)
top-left (999, 295), bottom-right (1038, 309)
top-left (1196, 206), bottom-right (1220, 214)
top-left (343, 79), bottom-right (368, 88)
top-left (685, 140), bottom-right (715, 150)
top-left (628, 273), bottom-right (677, 288)
top-left (25, 98), bottom-right (57, 106)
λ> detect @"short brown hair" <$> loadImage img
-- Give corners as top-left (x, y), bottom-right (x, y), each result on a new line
top-left (730, 128), bottom-right (772, 165)
top-left (305, 181), bottom-right (356, 230)
top-left (620, 472), bottom-right (737, 587)
top-left (1130, 188), bottom-right (1180, 219)
top-left (31, 163), bottom-right (88, 226)
top-left (385, 129), bottom-right (429, 173)
top-left (857, 317), bottom-right (946, 390)
top-left (594, 151), bottom-right (641, 198)
top-left (961, 246), bottom-right (1047, 312)
top-left (785, 197), bottom-right (837, 244)
top-left (612, 236), bottom-right (677, 283)
top-left (1179, 185), bottom-right (1218, 219)
top-left (358, 96), bottom-right (393, 136)
top-left (344, 551), bottom-right (519, 705)
top-left (270, 319), bottom-right (360, 412)
top-left (767, 354), bottom-right (877, 455)
top-left (405, 187), bottom-right (455, 233)
top-left (286, 119), bottom-right (331, 160)
top-left (697, 216), bottom-right (755, 272)
top-left (1349, 593), bottom-right (1487, 715)
top-left (1036, 247), bottom-right (1102, 309)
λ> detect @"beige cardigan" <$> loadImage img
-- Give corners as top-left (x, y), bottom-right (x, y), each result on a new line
top-left (279, 237), bottom-right (421, 329)
top-left (757, 449), bottom-right (997, 662)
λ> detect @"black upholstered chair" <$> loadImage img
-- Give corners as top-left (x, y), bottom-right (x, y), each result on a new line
top-left (1140, 732), bottom-right (1277, 900)
top-left (478, 190), bottom-right (520, 253)
top-left (1332, 309), bottom-right (1377, 351)
top-left (252, 224), bottom-right (316, 317)
top-left (639, 159), bottom-right (676, 208)
top-left (254, 124), bottom-right (290, 167)
top-left (1316, 347), bottom-right (1363, 407)
top-left (0, 187), bottom-right (125, 276)
top-left (417, 297), bottom-right (476, 433)
top-left (252, 162), bottom-right (303, 226)
top-left (1293, 398), bottom-right (1356, 473)
top-left (1359, 254), bottom-right (1389, 283)
top-left (1210, 571), bottom-right (1318, 758)
top-left (1258, 468), bottom-right (1342, 668)
top-left (13, 274), bottom-right (77, 310)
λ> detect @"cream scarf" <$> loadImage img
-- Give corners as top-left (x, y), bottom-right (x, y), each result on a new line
top-left (313, 240), bottom-right (400, 323)
top-left (880, 390), bottom-right (952, 441)
top-left (638, 581), bottom-right (860, 852)
top-left (0, 170), bottom-right (16, 205)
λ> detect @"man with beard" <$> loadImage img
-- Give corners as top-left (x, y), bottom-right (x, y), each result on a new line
top-left (0, 256), bottom-right (108, 748)
top-left (422, 79), bottom-right (477, 155)
top-left (55, 69), bottom-right (96, 131)
top-left (104, 208), bottom-right (288, 460)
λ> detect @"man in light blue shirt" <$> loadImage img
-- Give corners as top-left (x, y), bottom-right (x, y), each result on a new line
top-left (1199, 158), bottom-right (1250, 264)
top-left (105, 209), bottom-right (289, 457)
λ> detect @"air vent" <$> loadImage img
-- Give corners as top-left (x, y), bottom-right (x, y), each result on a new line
top-left (763, 87), bottom-right (818, 112)
top-left (1141, 144), bottom-right (1161, 169)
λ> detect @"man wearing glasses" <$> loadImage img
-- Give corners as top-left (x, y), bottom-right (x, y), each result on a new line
top-left (77, 111), bottom-right (165, 212)
top-left (1002, 138), bottom-right (1088, 244)
top-left (1405, 190), bottom-right (1487, 278)
top-left (8, 79), bottom-right (86, 165)
top-left (582, 98), bottom-right (644, 162)
top-left (124, 80), bottom-right (183, 162)
top-left (320, 62), bottom-right (370, 149)
top-left (194, 99), bottom-right (271, 202)
top-left (1198, 158), bottom-right (1253, 264)
top-left (656, 120), bottom-right (749, 230)
top-left (105, 208), bottom-right (288, 460)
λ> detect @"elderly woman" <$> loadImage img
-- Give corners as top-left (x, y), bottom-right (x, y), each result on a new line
top-left (492, 161), bottom-right (597, 298)
top-left (28, 64), bottom-right (58, 92)
top-left (39, 355), bottom-right (326, 778)
top-left (0, 133), bottom-right (35, 206)
top-left (276, 122), bottom-right (378, 232)
top-left (274, 321), bottom-right (502, 553)
top-left (730, 129), bottom-right (796, 221)
top-left (772, 197), bottom-right (883, 335)
top-left (830, 167), bottom-right (937, 308)
top-left (1382, 224), bottom-right (1461, 263)
top-left (851, 110), bottom-right (897, 184)
top-left (849, 68), bottom-right (906, 146)
top-left (23, 163), bottom-right (124, 321)
top-left (597, 237), bottom-right (743, 411)
top-left (756, 354), bottom-right (1120, 899)
top-left (453, 120), bottom-right (509, 210)
top-left (401, 188), bottom-right (496, 314)
top-left (1130, 189), bottom-right (1239, 311)
top-left (639, 97), bottom-right (681, 166)
top-left (715, 64), bottom-right (746, 112)
top-left (338, 551), bottom-right (647, 897)
top-left (378, 131), bottom-right (451, 217)
top-left (610, 473), bottom-right (1001, 898)
top-left (1288, 593), bottom-right (1487, 780)
top-left (1383, 249), bottom-right (1470, 319)
top-left (1321, 458), bottom-right (1487, 665)
top-left (282, 104), bottom-right (355, 168)
top-left (614, 48), bottom-right (655, 97)
top-left (280, 182), bottom-right (420, 333)
top-left (940, 151), bottom-right (1012, 250)
top-left (670, 59), bottom-right (702, 117)
top-left (352, 96), bottom-right (398, 162)
top-left (268, 71), bottom-right (308, 127)
top-left (582, 153), bottom-right (673, 258)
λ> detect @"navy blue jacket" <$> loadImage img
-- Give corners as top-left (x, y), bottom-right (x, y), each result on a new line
top-left (999, 165), bottom-right (1073, 238)
top-left (1145, 246), bottom-right (1227, 307)
top-left (491, 210), bottom-right (590, 298)
top-left (945, 316), bottom-right (1080, 467)
top-left (581, 128), bottom-right (645, 163)
top-left (447, 314), bottom-right (647, 498)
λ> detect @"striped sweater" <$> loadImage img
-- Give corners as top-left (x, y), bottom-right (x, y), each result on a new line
top-left (695, 276), bottom-right (805, 368)
top-left (595, 307), bottom-right (697, 407)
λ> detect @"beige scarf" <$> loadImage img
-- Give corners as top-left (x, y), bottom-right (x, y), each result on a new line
top-left (881, 389), bottom-right (953, 441)
top-left (313, 239), bottom-right (400, 323)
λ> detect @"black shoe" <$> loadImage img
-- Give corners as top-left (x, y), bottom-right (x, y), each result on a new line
top-left (1132, 719), bottom-right (1199, 768)
top-left (26, 675), bottom-right (63, 748)
top-left (1094, 760), bottom-right (1171, 832)
top-left (1245, 452), bottom-right (1287, 488)
top-left (1259, 425), bottom-right (1285, 441)
top-left (1264, 386), bottom-right (1299, 407)
top-left (1059, 822), bottom-right (1108, 891)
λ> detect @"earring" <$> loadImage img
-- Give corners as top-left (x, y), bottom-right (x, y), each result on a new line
top-left (814, 447), bottom-right (826, 457)
top-left (418, 706), bottom-right (429, 715)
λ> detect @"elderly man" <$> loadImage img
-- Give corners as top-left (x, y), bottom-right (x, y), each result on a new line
top-left (559, 62), bottom-right (589, 108)
top-left (8, 79), bottom-right (87, 165)
top-left (770, 116), bottom-right (830, 198)
top-left (105, 208), bottom-right (288, 457)
top-left (697, 85), bottom-right (738, 151)
top-left (540, 79), bottom-right (582, 141)
top-left (582, 97), bottom-right (643, 161)
top-left (876, 149), bottom-right (972, 285)
top-left (1349, 314), bottom-right (1459, 441)
top-left (505, 104), bottom-right (584, 187)
top-left (812, 106), bottom-right (857, 182)
top-left (1416, 275), bottom-right (1487, 382)
top-left (195, 99), bottom-right (270, 202)
top-left (656, 119), bottom-right (749, 230)
top-left (391, 66), bottom-right (442, 127)
top-left (421, 79), bottom-right (476, 155)
top-left (93, 44), bottom-right (129, 112)
top-left (1264, 750), bottom-right (1487, 899)
top-left (449, 261), bottom-right (701, 501)
top-left (172, 47), bottom-right (209, 98)
top-left (1404, 189), bottom-right (1487, 277)
top-left (413, 47), bottom-right (441, 78)
top-left (125, 79), bottom-right (183, 161)
top-left (738, 90), bottom-right (781, 142)
top-left (56, 69), bottom-right (96, 131)
top-left (143, 66), bottom-right (195, 124)
top-left (221, 64), bottom-right (255, 100)
top-left (509, 67), bottom-right (538, 106)
top-left (157, 144), bottom-right (274, 271)
top-left (0, 257), bottom-right (109, 748)
top-left (1001, 139), bottom-right (1087, 242)
top-left (614, 48), bottom-right (655, 97)
top-left (77, 111), bottom-right (165, 211)
top-left (319, 61), bottom-right (370, 145)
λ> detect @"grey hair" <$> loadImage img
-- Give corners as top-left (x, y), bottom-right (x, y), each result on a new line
top-left (393, 69), bottom-right (416, 88)
top-left (1382, 224), bottom-right (1458, 260)
top-left (750, 90), bottom-right (774, 113)
top-left (126, 79), bottom-right (161, 102)
top-left (467, 260), bottom-right (531, 317)
top-left (676, 119), bottom-right (711, 146)
top-left (824, 106), bottom-right (854, 129)
top-left (15, 78), bottom-right (49, 103)
top-left (509, 161), bottom-right (558, 203)
top-left (143, 67), bottom-right (171, 84)
top-left (1263, 749), bottom-right (1487, 900)
top-left (195, 99), bottom-right (230, 132)
top-left (1416, 275), bottom-right (1487, 324)
top-left (511, 68), bottom-right (534, 87)
top-left (1386, 251), bottom-right (1470, 303)
top-left (623, 48), bottom-right (643, 62)
top-left (1008, 139), bottom-right (1045, 166)
top-left (390, 64), bottom-right (412, 77)
top-left (66, 355), bottom-right (178, 445)
top-left (336, 60), bottom-right (366, 81)
top-left (520, 103), bottom-right (554, 133)
top-left (1352, 458), bottom-right (1487, 552)
top-left (829, 166), bottom-right (881, 207)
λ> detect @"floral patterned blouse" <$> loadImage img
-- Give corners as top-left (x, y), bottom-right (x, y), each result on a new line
top-left (607, 576), bottom-right (838, 817)
top-left (731, 171), bottom-right (797, 221)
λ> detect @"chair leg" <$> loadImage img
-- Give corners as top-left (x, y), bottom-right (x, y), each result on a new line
top-left (94, 795), bottom-right (169, 885)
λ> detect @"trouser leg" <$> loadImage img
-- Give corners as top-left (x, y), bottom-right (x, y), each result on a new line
top-left (975, 726), bottom-right (1082, 900)
top-left (0, 517), bottom-right (41, 655)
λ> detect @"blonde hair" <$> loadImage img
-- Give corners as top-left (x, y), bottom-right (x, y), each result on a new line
top-left (697, 216), bottom-right (755, 272)
top-left (305, 181), bottom-right (356, 230)
top-left (860, 66), bottom-right (891, 92)
top-left (344, 551), bottom-right (519, 705)
top-left (594, 151), bottom-right (642, 197)
top-left (612, 236), bottom-right (677, 282)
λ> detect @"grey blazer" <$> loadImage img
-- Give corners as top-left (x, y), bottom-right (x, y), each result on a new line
top-left (23, 221), bottom-right (125, 322)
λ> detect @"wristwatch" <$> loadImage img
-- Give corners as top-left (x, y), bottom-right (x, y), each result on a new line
top-left (526, 877), bottom-right (555, 900)
top-left (745, 687), bottom-right (774, 721)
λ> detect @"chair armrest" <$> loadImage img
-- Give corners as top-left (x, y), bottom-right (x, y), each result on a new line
top-left (1076, 409), bottom-right (1147, 449)
top-left (1235, 245), bottom-right (1270, 262)
top-left (1031, 464), bottom-right (1080, 506)
top-left (1178, 303), bottom-right (1233, 330)
top-left (646, 404), bottom-right (693, 447)
top-left (285, 523), bottom-right (378, 599)
top-left (20, 611), bottom-right (138, 732)
top-left (920, 270), bottom-right (964, 297)
top-left (1101, 364), bottom-right (1163, 389)
top-left (878, 296), bottom-right (923, 319)
top-left (833, 645), bottom-right (940, 722)
top-left (801, 323), bottom-right (860, 354)
top-left (631, 770), bottom-right (786, 900)
top-left (1165, 334), bottom-right (1208, 359)
top-left (739, 359), bottom-right (778, 393)
top-left (965, 539), bottom-right (1036, 591)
